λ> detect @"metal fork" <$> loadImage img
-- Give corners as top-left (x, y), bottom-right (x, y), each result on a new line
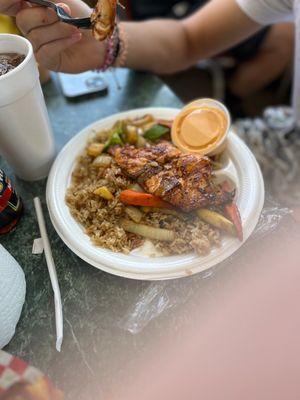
top-left (27, 0), bottom-right (92, 28)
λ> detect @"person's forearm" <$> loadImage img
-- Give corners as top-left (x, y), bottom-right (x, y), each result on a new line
top-left (120, 19), bottom-right (190, 74)
top-left (121, 0), bottom-right (262, 74)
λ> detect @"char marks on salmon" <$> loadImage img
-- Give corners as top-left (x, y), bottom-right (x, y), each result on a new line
top-left (110, 141), bottom-right (233, 212)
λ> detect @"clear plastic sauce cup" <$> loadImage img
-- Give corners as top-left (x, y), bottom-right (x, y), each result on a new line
top-left (171, 98), bottom-right (231, 156)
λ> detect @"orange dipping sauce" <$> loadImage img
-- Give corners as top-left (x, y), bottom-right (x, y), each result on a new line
top-left (172, 99), bottom-right (230, 155)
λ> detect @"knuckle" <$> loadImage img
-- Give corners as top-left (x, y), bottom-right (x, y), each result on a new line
top-left (43, 8), bottom-right (58, 24)
top-left (16, 8), bottom-right (47, 34)
top-left (34, 7), bottom-right (50, 25)
top-left (27, 7), bottom-right (52, 26)
top-left (39, 8), bottom-right (53, 25)
top-left (35, 47), bottom-right (47, 66)
top-left (27, 28), bottom-right (37, 43)
top-left (15, 9), bottom-right (27, 31)
top-left (36, 45), bottom-right (49, 62)
top-left (27, 30), bottom-right (40, 50)
top-left (36, 46), bottom-right (58, 70)
top-left (57, 21), bottom-right (75, 35)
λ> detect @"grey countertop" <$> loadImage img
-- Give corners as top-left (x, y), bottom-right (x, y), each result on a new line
top-left (0, 69), bottom-right (183, 399)
top-left (2, 69), bottom-right (298, 400)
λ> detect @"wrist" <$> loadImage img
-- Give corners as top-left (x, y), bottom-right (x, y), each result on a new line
top-left (114, 23), bottom-right (129, 68)
top-left (94, 22), bottom-right (129, 71)
top-left (86, 32), bottom-right (107, 71)
top-left (98, 25), bottom-right (121, 71)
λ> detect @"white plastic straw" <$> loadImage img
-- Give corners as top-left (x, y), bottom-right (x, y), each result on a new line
top-left (33, 197), bottom-right (63, 352)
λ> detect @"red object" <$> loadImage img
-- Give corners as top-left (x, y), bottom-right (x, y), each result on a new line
top-left (0, 351), bottom-right (41, 395)
top-left (225, 202), bottom-right (243, 241)
top-left (221, 180), bottom-right (232, 193)
top-left (0, 182), bottom-right (12, 213)
top-left (221, 180), bottom-right (243, 241)
top-left (0, 169), bottom-right (23, 235)
top-left (0, 350), bottom-right (61, 398)
top-left (120, 190), bottom-right (173, 209)
top-left (8, 357), bottom-right (28, 376)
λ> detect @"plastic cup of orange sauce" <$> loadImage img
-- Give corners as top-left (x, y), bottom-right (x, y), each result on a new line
top-left (171, 98), bottom-right (231, 156)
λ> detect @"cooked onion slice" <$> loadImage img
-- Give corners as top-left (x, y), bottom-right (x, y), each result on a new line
top-left (125, 206), bottom-right (143, 223)
top-left (121, 219), bottom-right (175, 242)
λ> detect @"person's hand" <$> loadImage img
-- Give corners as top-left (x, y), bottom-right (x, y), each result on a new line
top-left (0, 0), bottom-right (22, 16)
top-left (16, 0), bottom-right (105, 72)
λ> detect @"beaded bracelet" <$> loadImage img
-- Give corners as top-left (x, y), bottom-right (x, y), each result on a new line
top-left (99, 23), bottom-right (128, 71)
top-left (99, 24), bottom-right (120, 72)
top-left (114, 23), bottom-right (129, 68)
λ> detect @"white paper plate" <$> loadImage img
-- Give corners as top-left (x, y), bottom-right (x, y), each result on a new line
top-left (46, 108), bottom-right (265, 280)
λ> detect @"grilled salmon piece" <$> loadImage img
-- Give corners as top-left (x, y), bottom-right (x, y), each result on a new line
top-left (110, 141), bottom-right (233, 212)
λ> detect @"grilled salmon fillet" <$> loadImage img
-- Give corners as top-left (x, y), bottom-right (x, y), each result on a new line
top-left (110, 141), bottom-right (233, 212)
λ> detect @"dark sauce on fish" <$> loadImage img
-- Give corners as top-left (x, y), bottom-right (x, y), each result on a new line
top-left (0, 53), bottom-right (25, 76)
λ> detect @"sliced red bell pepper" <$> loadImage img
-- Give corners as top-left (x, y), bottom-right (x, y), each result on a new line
top-left (221, 180), bottom-right (232, 194)
top-left (221, 180), bottom-right (243, 241)
top-left (224, 202), bottom-right (243, 242)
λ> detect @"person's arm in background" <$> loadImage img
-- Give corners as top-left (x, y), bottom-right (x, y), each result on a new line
top-left (225, 0), bottom-right (294, 97)
top-left (122, 0), bottom-right (261, 74)
top-left (229, 22), bottom-right (294, 97)
top-left (12, 0), bottom-right (261, 73)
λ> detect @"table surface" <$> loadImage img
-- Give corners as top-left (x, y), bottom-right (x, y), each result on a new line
top-left (1, 70), bottom-right (300, 400)
top-left (0, 69), bottom-right (183, 399)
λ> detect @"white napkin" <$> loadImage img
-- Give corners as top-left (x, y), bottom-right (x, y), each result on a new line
top-left (0, 244), bottom-right (26, 349)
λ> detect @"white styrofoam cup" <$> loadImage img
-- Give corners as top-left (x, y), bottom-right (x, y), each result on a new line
top-left (0, 34), bottom-right (55, 181)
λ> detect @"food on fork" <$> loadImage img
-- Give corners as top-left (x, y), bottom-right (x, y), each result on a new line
top-left (91, 0), bottom-right (117, 41)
